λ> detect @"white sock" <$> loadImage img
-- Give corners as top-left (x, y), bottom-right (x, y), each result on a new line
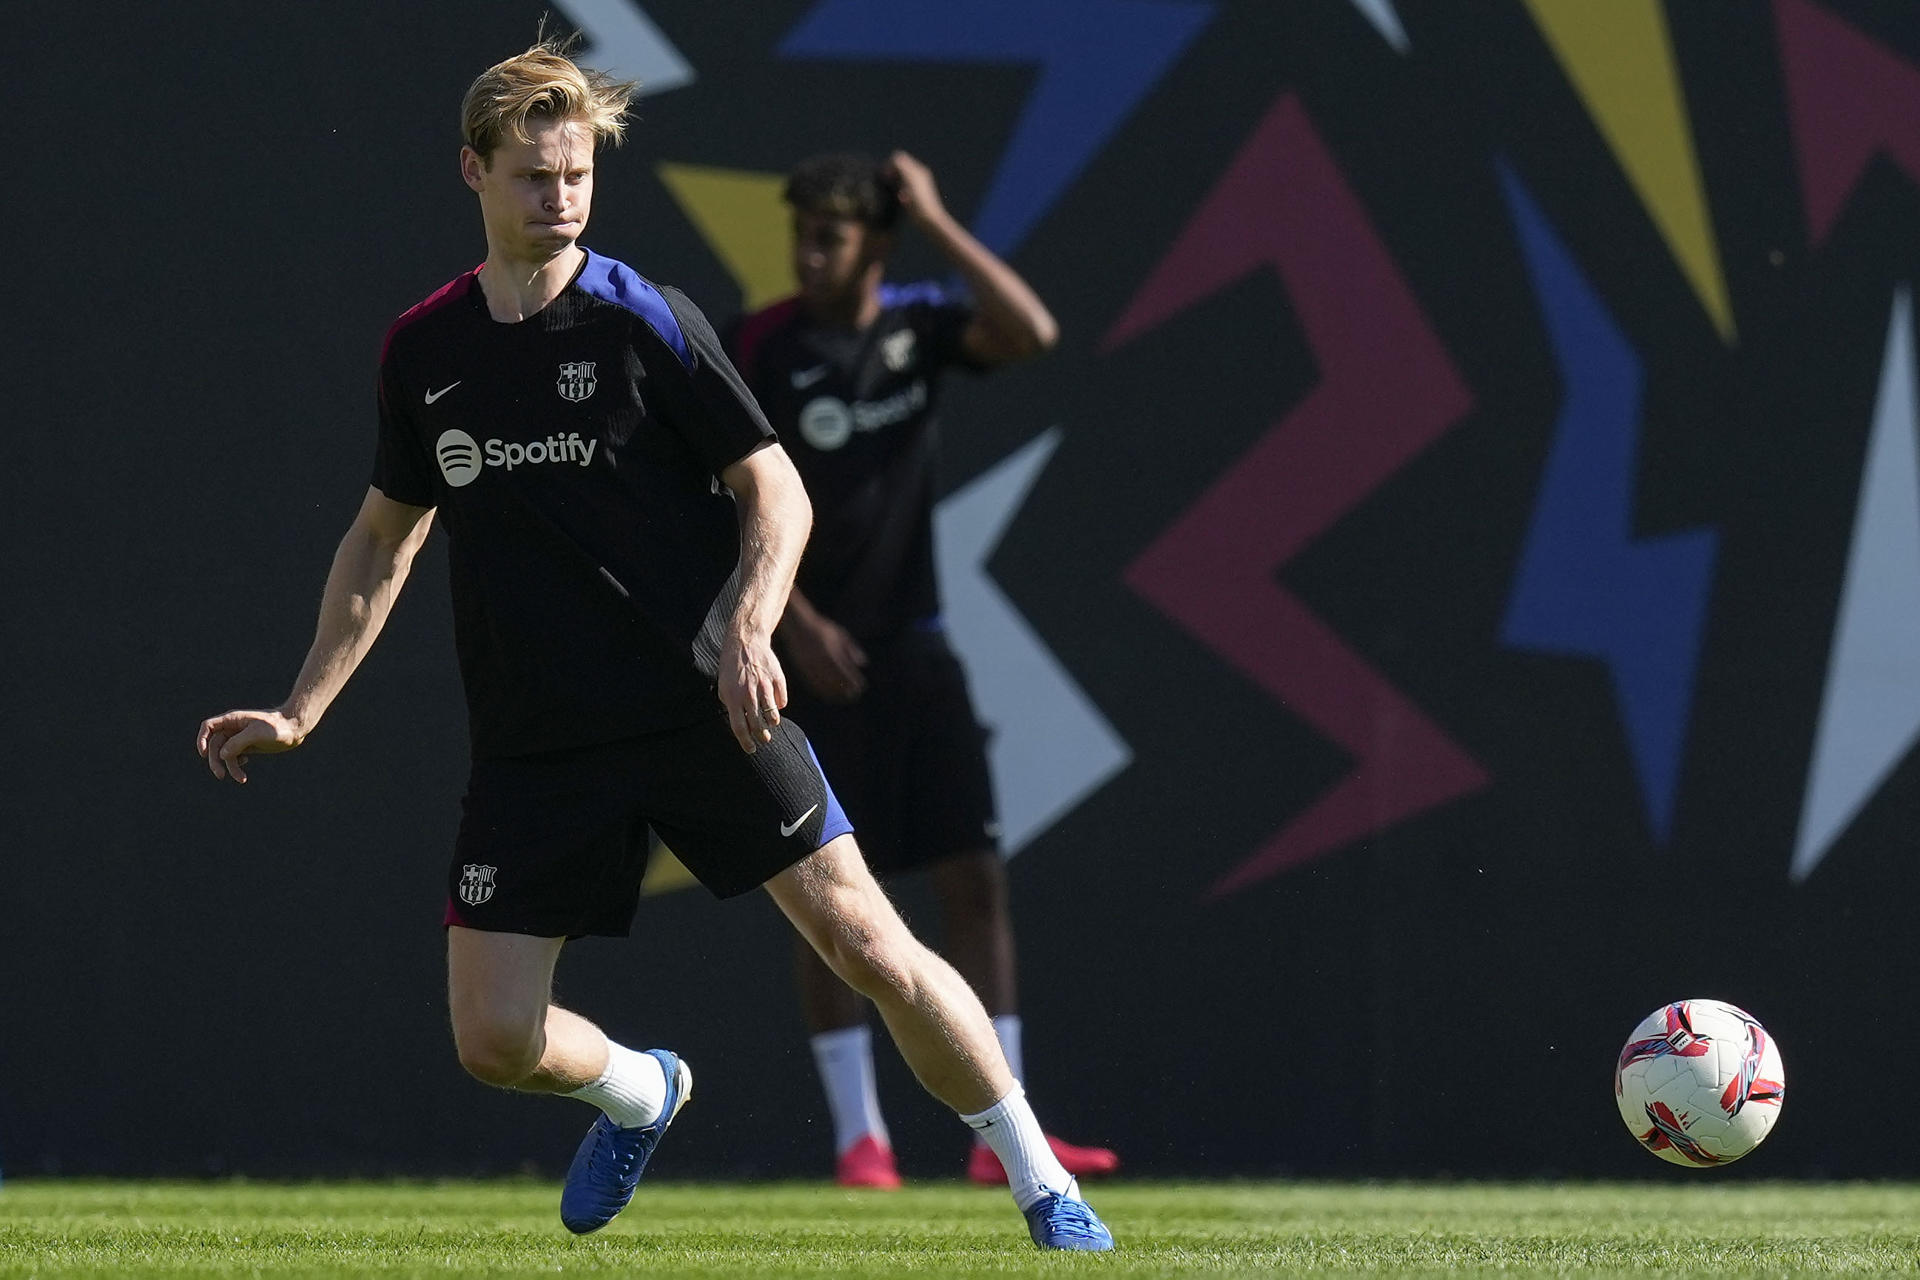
top-left (961, 1084), bottom-right (1074, 1210)
top-left (992, 1014), bottom-right (1025, 1083)
top-left (811, 1025), bottom-right (889, 1156)
top-left (565, 1041), bottom-right (667, 1129)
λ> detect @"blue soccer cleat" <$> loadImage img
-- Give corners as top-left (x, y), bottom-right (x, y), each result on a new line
top-left (559, 1050), bottom-right (692, 1234)
top-left (1022, 1187), bottom-right (1116, 1251)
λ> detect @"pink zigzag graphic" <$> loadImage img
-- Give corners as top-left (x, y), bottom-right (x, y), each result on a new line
top-left (1777, 0), bottom-right (1920, 246)
top-left (1103, 94), bottom-right (1487, 898)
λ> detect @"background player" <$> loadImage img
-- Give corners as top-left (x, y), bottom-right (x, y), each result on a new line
top-left (726, 152), bottom-right (1120, 1189)
top-left (193, 40), bottom-right (1112, 1251)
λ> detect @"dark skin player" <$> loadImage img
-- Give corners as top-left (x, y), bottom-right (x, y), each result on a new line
top-left (779, 150), bottom-right (1054, 1041)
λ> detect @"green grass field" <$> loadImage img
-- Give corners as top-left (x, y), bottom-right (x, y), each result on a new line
top-left (5, 1180), bottom-right (1920, 1277)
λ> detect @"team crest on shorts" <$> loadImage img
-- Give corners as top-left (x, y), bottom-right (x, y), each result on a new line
top-left (557, 361), bottom-right (597, 402)
top-left (458, 863), bottom-right (497, 906)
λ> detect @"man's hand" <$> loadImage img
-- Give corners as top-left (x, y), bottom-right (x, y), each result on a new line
top-left (885, 151), bottom-right (949, 229)
top-left (885, 149), bottom-right (1058, 365)
top-left (718, 633), bottom-right (790, 754)
top-left (781, 610), bottom-right (869, 704)
top-left (196, 709), bottom-right (304, 784)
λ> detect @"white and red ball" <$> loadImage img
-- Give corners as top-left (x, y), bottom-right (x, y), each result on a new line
top-left (1614, 999), bottom-right (1785, 1166)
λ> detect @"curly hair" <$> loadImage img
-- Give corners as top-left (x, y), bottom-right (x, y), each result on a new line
top-left (782, 153), bottom-right (902, 230)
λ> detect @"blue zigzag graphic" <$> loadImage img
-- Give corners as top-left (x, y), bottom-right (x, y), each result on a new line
top-left (1497, 163), bottom-right (1718, 842)
top-left (780, 0), bottom-right (1213, 255)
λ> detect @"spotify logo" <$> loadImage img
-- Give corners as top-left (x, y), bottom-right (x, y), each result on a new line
top-left (798, 397), bottom-right (854, 451)
top-left (433, 428), bottom-right (600, 487)
top-left (436, 430), bottom-right (482, 487)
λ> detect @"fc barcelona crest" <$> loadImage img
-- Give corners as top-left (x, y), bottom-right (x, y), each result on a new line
top-left (881, 328), bottom-right (917, 372)
top-left (458, 863), bottom-right (497, 906)
top-left (557, 361), bottom-right (597, 402)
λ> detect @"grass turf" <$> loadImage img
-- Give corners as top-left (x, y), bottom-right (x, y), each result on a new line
top-left (4, 1181), bottom-right (1920, 1277)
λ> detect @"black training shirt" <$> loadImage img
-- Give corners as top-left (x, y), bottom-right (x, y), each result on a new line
top-left (727, 282), bottom-right (983, 644)
top-left (372, 249), bottom-right (774, 759)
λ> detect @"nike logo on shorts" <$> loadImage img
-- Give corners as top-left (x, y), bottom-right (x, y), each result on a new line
top-left (425, 381), bottom-right (462, 404)
top-left (780, 804), bottom-right (820, 838)
top-left (790, 365), bottom-right (830, 389)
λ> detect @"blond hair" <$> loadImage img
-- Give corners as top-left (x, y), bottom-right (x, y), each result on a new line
top-left (461, 34), bottom-right (637, 162)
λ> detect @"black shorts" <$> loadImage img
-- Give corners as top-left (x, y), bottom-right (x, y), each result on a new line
top-left (784, 625), bottom-right (999, 877)
top-left (444, 713), bottom-right (853, 938)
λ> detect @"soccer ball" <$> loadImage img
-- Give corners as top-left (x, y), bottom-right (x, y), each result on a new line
top-left (1613, 999), bottom-right (1785, 1166)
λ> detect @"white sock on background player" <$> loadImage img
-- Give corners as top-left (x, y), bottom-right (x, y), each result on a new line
top-left (972, 1014), bottom-right (1026, 1150)
top-left (992, 1014), bottom-right (1025, 1082)
top-left (566, 1040), bottom-right (667, 1129)
top-left (960, 1084), bottom-right (1075, 1209)
top-left (811, 1024), bottom-right (890, 1154)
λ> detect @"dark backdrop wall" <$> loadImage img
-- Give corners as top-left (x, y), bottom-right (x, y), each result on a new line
top-left (9, 0), bottom-right (1920, 1179)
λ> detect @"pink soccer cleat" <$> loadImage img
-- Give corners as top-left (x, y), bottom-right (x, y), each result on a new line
top-left (968, 1134), bottom-right (1120, 1185)
top-left (836, 1133), bottom-right (903, 1189)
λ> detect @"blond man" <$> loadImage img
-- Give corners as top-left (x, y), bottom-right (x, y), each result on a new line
top-left (193, 38), bottom-right (1112, 1251)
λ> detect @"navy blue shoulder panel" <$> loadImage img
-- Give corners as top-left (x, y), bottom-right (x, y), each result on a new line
top-left (577, 250), bottom-right (694, 370)
top-left (878, 279), bottom-right (953, 309)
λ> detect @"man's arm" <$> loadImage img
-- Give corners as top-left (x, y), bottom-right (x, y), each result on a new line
top-left (715, 442), bottom-right (813, 754)
top-left (777, 586), bottom-right (870, 704)
top-left (886, 150), bottom-right (1059, 367)
top-left (196, 486), bottom-right (435, 782)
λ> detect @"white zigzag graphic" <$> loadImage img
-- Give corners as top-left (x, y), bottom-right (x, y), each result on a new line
top-left (934, 429), bottom-right (1132, 854)
top-left (1795, 287), bottom-right (1920, 880)
top-left (1346, 0), bottom-right (1410, 53)
top-left (551, 0), bottom-right (694, 96)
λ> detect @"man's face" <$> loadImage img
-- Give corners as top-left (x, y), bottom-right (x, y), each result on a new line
top-left (463, 118), bottom-right (594, 260)
top-left (791, 210), bottom-right (887, 309)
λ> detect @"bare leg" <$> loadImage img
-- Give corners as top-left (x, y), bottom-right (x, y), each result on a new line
top-left (766, 834), bottom-right (1013, 1115)
top-left (446, 926), bottom-right (610, 1092)
top-left (928, 849), bottom-right (1016, 1016)
top-left (791, 876), bottom-right (892, 1177)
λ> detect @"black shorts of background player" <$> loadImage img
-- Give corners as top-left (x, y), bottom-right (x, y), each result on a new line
top-left (725, 152), bottom-right (1117, 1189)
top-left (195, 39), bottom-right (1111, 1252)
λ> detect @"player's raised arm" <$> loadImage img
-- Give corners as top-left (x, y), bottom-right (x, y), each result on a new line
top-left (884, 150), bottom-right (1058, 366)
top-left (715, 442), bottom-right (812, 754)
top-left (196, 486), bottom-right (434, 782)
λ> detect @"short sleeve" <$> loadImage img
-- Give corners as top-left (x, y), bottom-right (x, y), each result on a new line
top-left (883, 281), bottom-right (987, 374)
top-left (369, 356), bottom-right (436, 506)
top-left (657, 288), bottom-right (778, 475)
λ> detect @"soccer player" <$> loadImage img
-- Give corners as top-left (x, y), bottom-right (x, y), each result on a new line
top-left (725, 153), bottom-right (1120, 1189)
top-left (193, 39), bottom-right (1112, 1252)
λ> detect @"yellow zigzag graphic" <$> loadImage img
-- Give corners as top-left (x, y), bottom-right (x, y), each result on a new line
top-left (1524, 0), bottom-right (1735, 342)
top-left (657, 163), bottom-right (791, 310)
top-left (642, 835), bottom-right (698, 896)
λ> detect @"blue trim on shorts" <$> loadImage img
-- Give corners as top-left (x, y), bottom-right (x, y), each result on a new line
top-left (577, 250), bottom-right (694, 369)
top-left (802, 740), bottom-right (856, 847)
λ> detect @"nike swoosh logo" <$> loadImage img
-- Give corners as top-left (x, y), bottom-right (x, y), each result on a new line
top-left (780, 804), bottom-right (820, 838)
top-left (424, 381), bottom-right (462, 404)
top-left (790, 365), bottom-right (830, 389)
